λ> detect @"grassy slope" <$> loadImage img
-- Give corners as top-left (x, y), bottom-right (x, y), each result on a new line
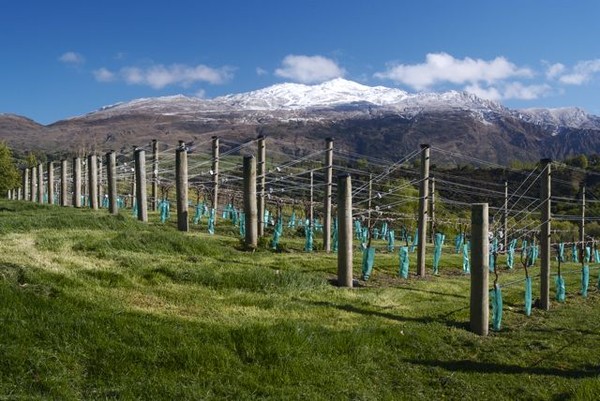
top-left (0, 201), bottom-right (599, 400)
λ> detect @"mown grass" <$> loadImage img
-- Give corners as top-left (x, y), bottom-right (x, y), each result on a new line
top-left (0, 200), bottom-right (599, 400)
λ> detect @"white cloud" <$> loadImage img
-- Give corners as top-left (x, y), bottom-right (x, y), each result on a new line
top-left (545, 63), bottom-right (565, 79)
top-left (558, 59), bottom-right (600, 85)
top-left (374, 52), bottom-right (532, 90)
top-left (93, 67), bottom-right (115, 82)
top-left (94, 63), bottom-right (233, 89)
top-left (256, 67), bottom-right (268, 76)
top-left (275, 55), bottom-right (345, 84)
top-left (59, 51), bottom-right (85, 65)
top-left (464, 84), bottom-right (502, 101)
top-left (195, 89), bottom-right (206, 98)
top-left (502, 82), bottom-right (551, 100)
top-left (464, 82), bottom-right (550, 101)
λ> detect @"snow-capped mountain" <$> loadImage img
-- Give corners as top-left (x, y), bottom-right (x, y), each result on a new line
top-left (4, 78), bottom-right (600, 165)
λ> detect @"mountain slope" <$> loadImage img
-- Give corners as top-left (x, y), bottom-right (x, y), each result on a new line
top-left (2, 79), bottom-right (600, 164)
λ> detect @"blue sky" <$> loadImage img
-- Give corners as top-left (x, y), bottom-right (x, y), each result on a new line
top-left (2, 0), bottom-right (600, 124)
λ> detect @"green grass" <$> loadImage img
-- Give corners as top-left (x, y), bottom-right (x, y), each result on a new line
top-left (0, 200), bottom-right (599, 400)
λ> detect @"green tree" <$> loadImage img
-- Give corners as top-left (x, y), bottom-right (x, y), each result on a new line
top-left (25, 152), bottom-right (37, 168)
top-left (0, 143), bottom-right (20, 195)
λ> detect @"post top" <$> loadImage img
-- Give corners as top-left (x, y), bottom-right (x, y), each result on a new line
top-left (420, 143), bottom-right (430, 149)
top-left (212, 135), bottom-right (219, 140)
top-left (337, 172), bottom-right (351, 179)
top-left (540, 158), bottom-right (552, 165)
top-left (257, 134), bottom-right (265, 140)
top-left (326, 137), bottom-right (333, 142)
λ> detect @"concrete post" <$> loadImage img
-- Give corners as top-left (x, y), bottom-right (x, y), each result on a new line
top-left (88, 154), bottom-right (98, 210)
top-left (243, 155), bottom-right (258, 249)
top-left (540, 159), bottom-right (552, 310)
top-left (60, 160), bottom-right (68, 206)
top-left (47, 161), bottom-right (54, 205)
top-left (151, 139), bottom-right (159, 211)
top-left (22, 168), bottom-right (29, 201)
top-left (73, 157), bottom-right (81, 208)
top-left (134, 148), bottom-right (148, 222)
top-left (212, 136), bottom-right (219, 224)
top-left (417, 144), bottom-right (430, 276)
top-left (37, 163), bottom-right (44, 204)
top-left (176, 141), bottom-right (189, 231)
top-left (323, 138), bottom-right (333, 252)
top-left (470, 203), bottom-right (489, 336)
top-left (337, 173), bottom-right (353, 287)
top-left (106, 151), bottom-right (118, 215)
top-left (257, 135), bottom-right (266, 236)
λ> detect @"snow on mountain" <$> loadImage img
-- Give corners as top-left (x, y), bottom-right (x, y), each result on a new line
top-left (88, 78), bottom-right (599, 130)
top-left (517, 107), bottom-right (599, 129)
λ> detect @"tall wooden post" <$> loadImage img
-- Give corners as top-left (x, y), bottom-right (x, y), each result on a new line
top-left (47, 161), bottom-right (54, 205)
top-left (22, 168), bottom-right (29, 202)
top-left (367, 174), bottom-right (373, 230)
top-left (73, 157), bottom-right (81, 208)
top-left (257, 135), bottom-right (266, 237)
top-left (503, 180), bottom-right (508, 251)
top-left (430, 175), bottom-right (436, 240)
top-left (540, 159), bottom-right (552, 310)
top-left (417, 144), bottom-right (430, 277)
top-left (151, 139), bottom-right (159, 211)
top-left (176, 141), bottom-right (189, 231)
top-left (88, 154), bottom-right (98, 210)
top-left (309, 170), bottom-right (314, 229)
top-left (60, 160), bottom-right (68, 206)
top-left (134, 148), bottom-right (148, 222)
top-left (106, 151), bottom-right (118, 215)
top-left (470, 203), bottom-right (489, 336)
top-left (212, 136), bottom-right (219, 223)
top-left (97, 156), bottom-right (104, 207)
top-left (30, 166), bottom-right (36, 202)
top-left (337, 173), bottom-right (353, 287)
top-left (323, 138), bottom-right (333, 252)
top-left (580, 185), bottom-right (586, 245)
top-left (37, 163), bottom-right (44, 203)
top-left (243, 155), bottom-right (258, 249)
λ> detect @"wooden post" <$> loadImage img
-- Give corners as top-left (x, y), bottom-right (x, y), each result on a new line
top-left (367, 173), bottom-right (372, 230)
top-left (580, 185), bottom-right (586, 245)
top-left (323, 137), bottom-right (333, 253)
top-left (61, 159), bottom-right (68, 206)
top-left (257, 135), bottom-right (266, 237)
top-left (430, 175), bottom-right (436, 241)
top-left (37, 163), bottom-right (44, 204)
top-left (212, 136), bottom-right (219, 224)
top-left (243, 155), bottom-right (258, 249)
top-left (30, 166), bottom-right (36, 202)
top-left (417, 144), bottom-right (430, 276)
top-left (151, 139), bottom-right (159, 211)
top-left (97, 156), bottom-right (104, 207)
top-left (310, 170), bottom-right (314, 230)
top-left (470, 203), bottom-right (489, 336)
top-left (176, 141), bottom-right (189, 231)
top-left (22, 168), bottom-right (29, 201)
top-left (503, 180), bottom-right (508, 251)
top-left (337, 173), bottom-right (353, 287)
top-left (47, 161), bottom-right (54, 205)
top-left (134, 148), bottom-right (148, 222)
top-left (106, 151), bottom-right (118, 215)
top-left (73, 157), bottom-right (81, 208)
top-left (88, 154), bottom-right (98, 210)
top-left (540, 159), bottom-right (552, 310)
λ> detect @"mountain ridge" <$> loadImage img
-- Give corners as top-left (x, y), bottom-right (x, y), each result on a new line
top-left (2, 78), bottom-right (600, 165)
